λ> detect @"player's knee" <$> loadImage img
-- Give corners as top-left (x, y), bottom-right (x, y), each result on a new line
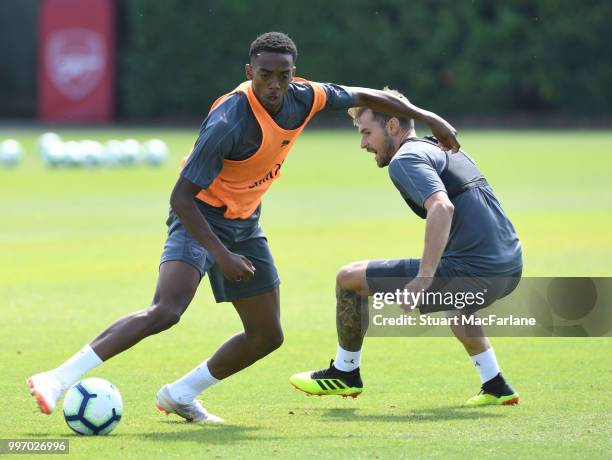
top-left (146, 303), bottom-right (184, 331)
top-left (336, 262), bottom-right (365, 293)
top-left (264, 329), bottom-right (284, 353)
top-left (267, 330), bottom-right (284, 352)
top-left (249, 329), bottom-right (284, 357)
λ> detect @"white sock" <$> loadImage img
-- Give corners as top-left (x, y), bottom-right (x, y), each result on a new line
top-left (53, 344), bottom-right (103, 388)
top-left (334, 344), bottom-right (361, 372)
top-left (167, 359), bottom-right (220, 404)
top-left (470, 347), bottom-right (500, 384)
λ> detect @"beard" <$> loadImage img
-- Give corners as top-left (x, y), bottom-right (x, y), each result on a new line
top-left (377, 133), bottom-right (396, 167)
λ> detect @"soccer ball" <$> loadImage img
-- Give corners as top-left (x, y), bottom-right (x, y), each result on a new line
top-left (79, 140), bottom-right (104, 168)
top-left (63, 141), bottom-right (83, 167)
top-left (142, 139), bottom-right (168, 166)
top-left (62, 378), bottom-right (123, 435)
top-left (103, 140), bottom-right (123, 167)
top-left (0, 139), bottom-right (22, 167)
top-left (120, 139), bottom-right (141, 165)
top-left (38, 132), bottom-right (64, 167)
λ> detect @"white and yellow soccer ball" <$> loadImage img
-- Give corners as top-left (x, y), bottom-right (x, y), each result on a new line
top-left (62, 378), bottom-right (123, 436)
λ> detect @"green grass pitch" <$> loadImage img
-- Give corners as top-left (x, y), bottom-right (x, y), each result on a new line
top-left (1, 128), bottom-right (611, 459)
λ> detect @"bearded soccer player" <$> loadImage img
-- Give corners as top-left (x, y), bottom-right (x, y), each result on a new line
top-left (290, 89), bottom-right (522, 406)
top-left (27, 33), bottom-right (460, 422)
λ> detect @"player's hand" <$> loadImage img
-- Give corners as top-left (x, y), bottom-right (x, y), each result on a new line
top-left (215, 251), bottom-right (256, 282)
top-left (426, 113), bottom-right (461, 153)
top-left (400, 276), bottom-right (433, 312)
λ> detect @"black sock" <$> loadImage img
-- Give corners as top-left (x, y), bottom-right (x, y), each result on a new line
top-left (482, 373), bottom-right (508, 395)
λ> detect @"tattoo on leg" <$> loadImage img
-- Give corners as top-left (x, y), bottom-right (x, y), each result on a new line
top-left (336, 288), bottom-right (368, 351)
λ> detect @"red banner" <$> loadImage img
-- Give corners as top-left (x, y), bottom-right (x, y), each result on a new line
top-left (39, 0), bottom-right (115, 122)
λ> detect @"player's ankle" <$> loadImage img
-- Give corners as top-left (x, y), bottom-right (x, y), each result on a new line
top-left (333, 345), bottom-right (361, 372)
top-left (332, 365), bottom-right (360, 375)
top-left (482, 373), bottom-right (512, 396)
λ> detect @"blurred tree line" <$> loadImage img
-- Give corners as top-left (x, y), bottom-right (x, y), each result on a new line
top-left (117, 0), bottom-right (611, 119)
top-left (1, 0), bottom-right (610, 121)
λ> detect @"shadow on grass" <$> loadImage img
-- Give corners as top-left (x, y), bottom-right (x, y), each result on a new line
top-left (310, 405), bottom-right (506, 423)
top-left (26, 423), bottom-right (277, 444)
top-left (133, 421), bottom-right (278, 444)
top-left (24, 432), bottom-right (78, 438)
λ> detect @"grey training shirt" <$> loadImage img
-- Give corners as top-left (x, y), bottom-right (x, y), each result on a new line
top-left (388, 140), bottom-right (522, 276)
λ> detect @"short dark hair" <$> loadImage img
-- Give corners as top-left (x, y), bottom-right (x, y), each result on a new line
top-left (348, 87), bottom-right (414, 131)
top-left (249, 32), bottom-right (298, 62)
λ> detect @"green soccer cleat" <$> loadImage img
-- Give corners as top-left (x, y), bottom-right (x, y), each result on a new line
top-left (465, 374), bottom-right (519, 406)
top-left (290, 360), bottom-right (363, 398)
top-left (465, 391), bottom-right (520, 406)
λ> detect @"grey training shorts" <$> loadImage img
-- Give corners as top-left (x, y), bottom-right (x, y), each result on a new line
top-left (160, 211), bottom-right (280, 303)
top-left (366, 257), bottom-right (522, 314)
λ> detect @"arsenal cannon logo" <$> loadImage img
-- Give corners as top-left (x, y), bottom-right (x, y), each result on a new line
top-left (45, 28), bottom-right (106, 101)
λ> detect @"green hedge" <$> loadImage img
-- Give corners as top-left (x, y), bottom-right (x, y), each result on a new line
top-left (117, 0), bottom-right (612, 119)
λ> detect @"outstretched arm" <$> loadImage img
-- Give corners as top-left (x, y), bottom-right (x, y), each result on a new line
top-left (349, 87), bottom-right (460, 152)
